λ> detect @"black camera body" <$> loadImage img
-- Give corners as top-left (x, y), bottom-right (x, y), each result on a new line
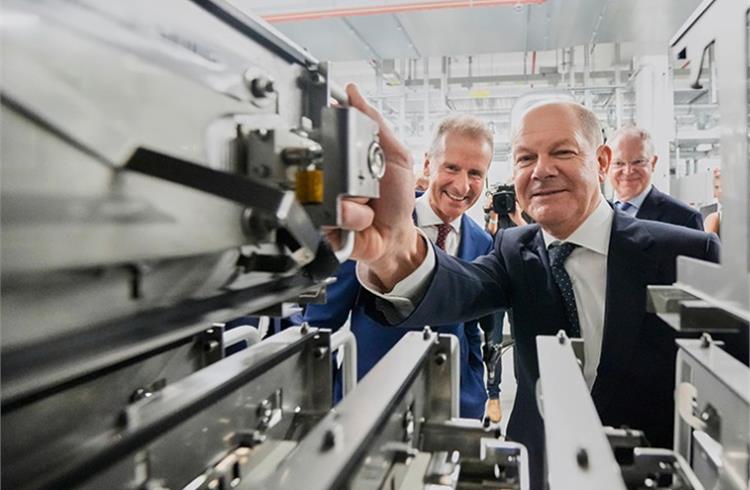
top-left (492, 184), bottom-right (516, 215)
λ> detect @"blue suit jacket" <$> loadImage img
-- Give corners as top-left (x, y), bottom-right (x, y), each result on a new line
top-left (363, 209), bottom-right (720, 489)
top-left (636, 186), bottom-right (704, 230)
top-left (304, 214), bottom-right (493, 419)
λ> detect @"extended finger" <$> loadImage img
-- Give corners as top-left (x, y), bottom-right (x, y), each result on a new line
top-left (346, 83), bottom-right (378, 120)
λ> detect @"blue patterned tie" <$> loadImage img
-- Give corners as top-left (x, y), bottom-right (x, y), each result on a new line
top-left (548, 242), bottom-right (581, 337)
top-left (616, 201), bottom-right (633, 212)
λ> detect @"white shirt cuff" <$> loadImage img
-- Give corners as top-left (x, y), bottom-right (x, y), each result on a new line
top-left (356, 228), bottom-right (436, 318)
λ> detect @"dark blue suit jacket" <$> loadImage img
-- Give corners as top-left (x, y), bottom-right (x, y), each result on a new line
top-left (636, 186), bottom-right (704, 230)
top-left (304, 214), bottom-right (493, 419)
top-left (364, 209), bottom-right (720, 488)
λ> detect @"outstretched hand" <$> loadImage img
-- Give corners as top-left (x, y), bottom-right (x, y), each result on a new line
top-left (326, 84), bottom-right (425, 291)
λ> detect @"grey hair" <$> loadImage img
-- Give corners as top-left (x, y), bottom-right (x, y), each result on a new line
top-left (427, 114), bottom-right (495, 159)
top-left (510, 100), bottom-right (604, 150)
top-left (608, 125), bottom-right (655, 157)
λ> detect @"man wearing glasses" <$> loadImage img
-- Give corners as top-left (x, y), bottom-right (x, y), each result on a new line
top-left (607, 126), bottom-right (703, 230)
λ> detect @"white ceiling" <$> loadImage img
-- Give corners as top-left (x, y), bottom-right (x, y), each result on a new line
top-left (234, 0), bottom-right (704, 61)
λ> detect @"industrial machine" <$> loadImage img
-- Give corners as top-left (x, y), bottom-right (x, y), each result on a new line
top-left (0, 0), bottom-right (384, 487)
top-left (1, 1), bottom-right (527, 489)
top-left (2, 0), bottom-right (748, 489)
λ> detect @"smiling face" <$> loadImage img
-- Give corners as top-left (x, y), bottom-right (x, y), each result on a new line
top-left (426, 131), bottom-right (492, 223)
top-left (608, 132), bottom-right (656, 202)
top-left (511, 103), bottom-right (610, 239)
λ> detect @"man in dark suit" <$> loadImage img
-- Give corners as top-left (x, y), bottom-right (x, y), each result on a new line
top-left (608, 126), bottom-right (703, 230)
top-left (305, 114), bottom-right (497, 419)
top-left (332, 85), bottom-right (720, 489)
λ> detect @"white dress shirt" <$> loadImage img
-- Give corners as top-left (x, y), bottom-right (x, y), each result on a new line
top-left (414, 193), bottom-right (462, 257)
top-left (614, 184), bottom-right (651, 217)
top-left (541, 198), bottom-right (612, 388)
top-left (357, 198), bottom-right (614, 389)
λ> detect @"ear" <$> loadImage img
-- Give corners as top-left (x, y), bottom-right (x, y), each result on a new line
top-left (650, 155), bottom-right (658, 170)
top-left (422, 156), bottom-right (431, 177)
top-left (596, 145), bottom-right (612, 183)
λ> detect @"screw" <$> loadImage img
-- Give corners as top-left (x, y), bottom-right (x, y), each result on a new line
top-left (557, 330), bottom-right (567, 344)
top-left (422, 326), bottom-right (432, 340)
top-left (250, 76), bottom-right (275, 98)
top-left (700, 333), bottom-right (712, 348)
top-left (256, 400), bottom-right (272, 419)
top-left (253, 164), bottom-right (270, 178)
top-left (435, 353), bottom-right (447, 366)
top-left (321, 429), bottom-right (337, 451)
top-left (576, 448), bottom-right (589, 469)
top-left (130, 387), bottom-right (152, 403)
top-left (313, 346), bottom-right (328, 359)
top-left (300, 322), bottom-right (310, 335)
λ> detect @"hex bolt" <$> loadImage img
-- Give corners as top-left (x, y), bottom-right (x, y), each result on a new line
top-left (204, 340), bottom-right (220, 353)
top-left (557, 330), bottom-right (567, 344)
top-left (700, 332), bottom-right (712, 348)
top-left (313, 346), bottom-right (328, 359)
top-left (576, 448), bottom-right (589, 469)
top-left (435, 353), bottom-right (447, 366)
top-left (422, 326), bottom-right (432, 340)
top-left (300, 322), bottom-right (310, 335)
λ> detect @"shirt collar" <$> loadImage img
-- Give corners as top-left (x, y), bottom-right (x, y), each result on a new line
top-left (615, 184), bottom-right (652, 210)
top-left (541, 197), bottom-right (613, 256)
top-left (415, 193), bottom-right (462, 232)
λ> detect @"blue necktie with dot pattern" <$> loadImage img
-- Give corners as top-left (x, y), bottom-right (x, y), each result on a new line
top-left (616, 201), bottom-right (633, 212)
top-left (548, 242), bottom-right (581, 337)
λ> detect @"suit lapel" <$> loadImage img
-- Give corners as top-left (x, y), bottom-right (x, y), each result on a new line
top-left (457, 216), bottom-right (469, 259)
top-left (592, 213), bottom-right (657, 408)
top-left (636, 187), bottom-right (662, 221)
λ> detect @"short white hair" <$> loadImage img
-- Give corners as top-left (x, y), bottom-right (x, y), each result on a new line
top-left (427, 114), bottom-right (494, 160)
top-left (608, 125), bottom-right (655, 157)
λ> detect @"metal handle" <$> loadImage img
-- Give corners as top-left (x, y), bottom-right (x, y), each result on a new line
top-left (334, 229), bottom-right (355, 263)
top-left (330, 329), bottom-right (358, 396)
top-left (223, 324), bottom-right (263, 351)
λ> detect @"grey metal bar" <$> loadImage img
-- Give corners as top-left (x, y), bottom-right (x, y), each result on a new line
top-left (536, 332), bottom-right (627, 490)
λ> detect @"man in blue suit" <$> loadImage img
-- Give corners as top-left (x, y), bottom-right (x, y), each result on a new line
top-left (608, 126), bottom-right (703, 230)
top-left (305, 114), bottom-right (497, 419)
top-left (333, 86), bottom-right (720, 489)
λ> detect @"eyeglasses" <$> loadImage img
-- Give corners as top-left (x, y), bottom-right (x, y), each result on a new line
top-left (612, 158), bottom-right (651, 169)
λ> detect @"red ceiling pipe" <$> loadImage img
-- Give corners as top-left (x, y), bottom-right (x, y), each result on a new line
top-left (263, 0), bottom-right (545, 23)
